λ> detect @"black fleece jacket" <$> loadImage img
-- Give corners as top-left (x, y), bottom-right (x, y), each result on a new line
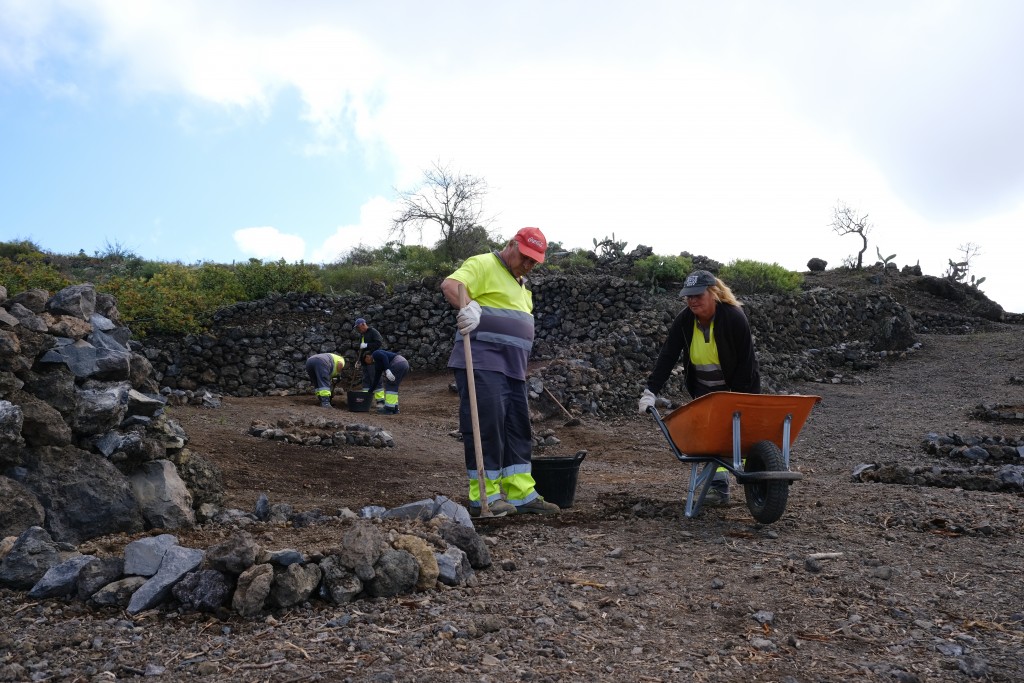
top-left (644, 301), bottom-right (760, 398)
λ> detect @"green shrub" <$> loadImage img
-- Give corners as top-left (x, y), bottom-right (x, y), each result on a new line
top-left (102, 265), bottom-right (222, 337)
top-left (0, 239), bottom-right (45, 261)
top-left (719, 259), bottom-right (803, 295)
top-left (633, 254), bottom-right (693, 291)
top-left (0, 246), bottom-right (70, 295)
top-left (543, 248), bottom-right (596, 274)
top-left (319, 263), bottom-right (395, 295)
top-left (195, 263), bottom-right (247, 302)
top-left (233, 259), bottom-right (323, 300)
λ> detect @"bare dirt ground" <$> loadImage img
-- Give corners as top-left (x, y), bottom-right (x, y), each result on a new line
top-left (4, 323), bottom-right (1022, 683)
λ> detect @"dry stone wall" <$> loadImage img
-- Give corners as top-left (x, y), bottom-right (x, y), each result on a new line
top-left (0, 284), bottom-right (224, 547)
top-left (143, 273), bottom-right (926, 416)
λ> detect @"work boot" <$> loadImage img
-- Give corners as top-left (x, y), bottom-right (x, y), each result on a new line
top-left (377, 405), bottom-right (387, 414)
top-left (703, 486), bottom-right (729, 506)
top-left (319, 396), bottom-right (332, 408)
top-left (516, 496), bottom-right (560, 515)
top-left (384, 405), bottom-right (400, 415)
top-left (470, 499), bottom-right (516, 518)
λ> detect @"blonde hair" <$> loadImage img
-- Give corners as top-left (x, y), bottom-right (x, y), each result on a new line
top-left (709, 277), bottom-right (741, 307)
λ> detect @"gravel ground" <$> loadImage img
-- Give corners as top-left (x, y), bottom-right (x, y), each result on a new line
top-left (2, 325), bottom-right (1023, 683)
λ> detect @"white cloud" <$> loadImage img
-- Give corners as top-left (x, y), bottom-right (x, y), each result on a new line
top-left (311, 196), bottom-right (398, 264)
top-left (233, 226), bottom-right (306, 262)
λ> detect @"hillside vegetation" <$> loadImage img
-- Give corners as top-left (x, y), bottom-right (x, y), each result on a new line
top-left (1, 239), bottom-right (812, 337)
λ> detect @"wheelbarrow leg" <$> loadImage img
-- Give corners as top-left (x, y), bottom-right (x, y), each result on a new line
top-left (685, 460), bottom-right (721, 518)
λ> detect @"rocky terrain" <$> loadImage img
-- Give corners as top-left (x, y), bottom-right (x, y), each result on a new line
top-left (1, 267), bottom-right (1023, 682)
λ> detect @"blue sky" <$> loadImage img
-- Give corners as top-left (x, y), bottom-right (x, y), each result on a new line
top-left (1, 0), bottom-right (1022, 312)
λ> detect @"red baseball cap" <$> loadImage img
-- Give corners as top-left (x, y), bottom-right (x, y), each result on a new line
top-left (513, 227), bottom-right (547, 263)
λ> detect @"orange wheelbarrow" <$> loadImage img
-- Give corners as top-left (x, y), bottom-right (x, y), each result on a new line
top-left (648, 392), bottom-right (821, 524)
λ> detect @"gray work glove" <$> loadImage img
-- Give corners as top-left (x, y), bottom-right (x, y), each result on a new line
top-left (385, 369), bottom-right (396, 382)
top-left (457, 300), bottom-right (482, 335)
top-left (359, 341), bottom-right (368, 349)
top-left (638, 388), bottom-right (656, 415)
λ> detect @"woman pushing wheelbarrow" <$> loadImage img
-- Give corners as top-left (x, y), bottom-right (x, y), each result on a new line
top-left (638, 270), bottom-right (819, 523)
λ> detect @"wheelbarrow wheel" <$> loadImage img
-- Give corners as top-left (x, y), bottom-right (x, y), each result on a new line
top-left (743, 440), bottom-right (789, 524)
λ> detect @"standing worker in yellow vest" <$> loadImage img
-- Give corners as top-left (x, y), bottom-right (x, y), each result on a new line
top-left (354, 318), bottom-right (385, 406)
top-left (304, 352), bottom-right (346, 408)
top-left (441, 227), bottom-right (560, 518)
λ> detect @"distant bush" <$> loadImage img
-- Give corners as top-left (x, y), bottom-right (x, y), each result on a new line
top-left (0, 241), bottom-right (71, 295)
top-left (320, 242), bottom-right (462, 294)
top-left (320, 263), bottom-right (395, 295)
top-left (232, 259), bottom-right (323, 300)
top-left (719, 259), bottom-right (803, 295)
top-left (543, 249), bottom-right (596, 274)
top-left (633, 254), bottom-right (693, 292)
top-left (0, 239), bottom-right (45, 261)
top-left (102, 265), bottom-right (228, 337)
top-left (98, 260), bottom-right (322, 336)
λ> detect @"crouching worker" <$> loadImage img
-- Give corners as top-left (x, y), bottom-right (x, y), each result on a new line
top-left (367, 349), bottom-right (409, 415)
top-left (305, 352), bottom-right (346, 408)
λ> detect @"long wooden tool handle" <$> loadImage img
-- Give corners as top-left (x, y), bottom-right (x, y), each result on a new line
top-left (460, 284), bottom-right (491, 517)
top-left (543, 386), bottom-right (574, 420)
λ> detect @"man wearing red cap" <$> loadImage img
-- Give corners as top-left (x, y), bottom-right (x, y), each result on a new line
top-left (440, 227), bottom-right (560, 517)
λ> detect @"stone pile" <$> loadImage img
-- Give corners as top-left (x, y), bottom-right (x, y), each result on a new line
top-left (922, 431), bottom-right (1024, 465)
top-left (142, 271), bottom-right (933, 417)
top-left (972, 403), bottom-right (1024, 423)
top-left (0, 494), bottom-right (490, 618)
top-left (851, 431), bottom-right (1024, 494)
top-left (0, 283), bottom-right (223, 544)
top-left (247, 416), bottom-right (396, 448)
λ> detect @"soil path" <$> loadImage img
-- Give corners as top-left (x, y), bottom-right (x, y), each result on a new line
top-left (3, 327), bottom-right (1023, 682)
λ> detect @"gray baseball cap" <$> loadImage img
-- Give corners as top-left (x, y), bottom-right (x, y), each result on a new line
top-left (679, 270), bottom-right (716, 296)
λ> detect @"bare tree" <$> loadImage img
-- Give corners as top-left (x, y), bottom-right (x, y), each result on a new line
top-left (945, 242), bottom-right (986, 287)
top-left (831, 201), bottom-right (872, 269)
top-left (391, 161), bottom-right (496, 261)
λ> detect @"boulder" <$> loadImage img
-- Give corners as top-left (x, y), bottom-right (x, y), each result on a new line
top-left (127, 545), bottom-right (204, 614)
top-left (91, 575), bottom-right (147, 607)
top-left (232, 563), bottom-right (274, 617)
top-left (438, 521), bottom-right (491, 569)
top-left (72, 383), bottom-right (130, 435)
top-left (124, 534), bottom-right (179, 577)
top-left (0, 400), bottom-right (25, 455)
top-left (365, 549), bottom-right (419, 598)
top-left (6, 288), bottom-right (48, 314)
top-left (15, 394), bottom-right (72, 447)
top-left (28, 554), bottom-right (96, 599)
top-left (46, 283), bottom-right (96, 320)
top-left (21, 446), bottom-right (145, 544)
top-left (172, 569), bottom-right (232, 612)
top-left (129, 459), bottom-right (195, 530)
top-left (393, 534), bottom-right (440, 591)
top-left (0, 526), bottom-right (65, 589)
top-left (270, 562), bottom-right (323, 607)
top-left (318, 555), bottom-right (362, 605)
top-left (76, 556), bottom-right (125, 600)
top-left (337, 523), bottom-right (387, 581)
top-left (0, 476), bottom-right (45, 538)
top-left (205, 531), bottom-right (260, 575)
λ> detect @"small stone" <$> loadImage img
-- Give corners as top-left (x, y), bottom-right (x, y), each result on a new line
top-left (871, 566), bottom-right (894, 580)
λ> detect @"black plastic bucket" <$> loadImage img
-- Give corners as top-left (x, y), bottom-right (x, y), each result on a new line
top-left (531, 451), bottom-right (586, 508)
top-left (347, 390), bottom-right (371, 412)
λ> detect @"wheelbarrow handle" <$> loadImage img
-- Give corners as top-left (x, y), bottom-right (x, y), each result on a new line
top-left (648, 406), bottom-right (687, 463)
